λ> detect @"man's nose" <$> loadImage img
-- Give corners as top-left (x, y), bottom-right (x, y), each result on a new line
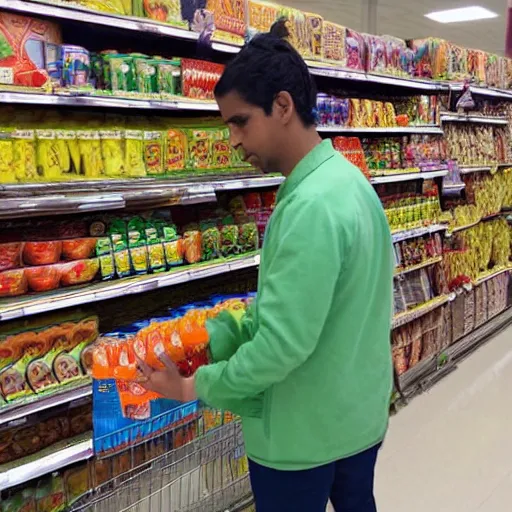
top-left (229, 130), bottom-right (242, 149)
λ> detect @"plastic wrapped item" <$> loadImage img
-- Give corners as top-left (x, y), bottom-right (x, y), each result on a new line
top-left (143, 0), bottom-right (187, 27)
top-left (409, 38), bottom-right (449, 80)
top-left (447, 43), bottom-right (468, 81)
top-left (345, 29), bottom-right (366, 71)
top-left (60, 258), bottom-right (100, 286)
top-left (77, 131), bottom-right (104, 179)
top-left (101, 130), bottom-right (125, 177)
top-left (181, 59), bottom-right (224, 100)
top-left (247, 0), bottom-right (279, 39)
top-left (206, 0), bottom-right (246, 45)
top-left (12, 129), bottom-right (38, 182)
top-left (0, 268), bottom-right (27, 297)
top-left (364, 34), bottom-right (386, 74)
top-left (165, 128), bottom-right (187, 173)
top-left (26, 265), bottom-right (61, 292)
top-left (322, 21), bottom-right (345, 65)
top-left (467, 48), bottom-right (486, 84)
top-left (0, 242), bottom-right (23, 272)
top-left (182, 229), bottom-right (202, 263)
top-left (144, 131), bottom-right (164, 175)
top-left (23, 241), bottom-right (62, 266)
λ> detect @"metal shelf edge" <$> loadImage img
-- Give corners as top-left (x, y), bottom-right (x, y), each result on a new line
top-left (0, 437), bottom-right (93, 491)
top-left (371, 170), bottom-right (448, 184)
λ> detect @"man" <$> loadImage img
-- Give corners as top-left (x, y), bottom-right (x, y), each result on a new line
top-left (138, 21), bottom-right (394, 512)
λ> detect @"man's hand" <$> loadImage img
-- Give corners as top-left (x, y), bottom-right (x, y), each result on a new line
top-left (136, 353), bottom-right (197, 403)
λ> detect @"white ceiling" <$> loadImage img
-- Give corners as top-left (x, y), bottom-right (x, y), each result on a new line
top-left (281, 0), bottom-right (507, 55)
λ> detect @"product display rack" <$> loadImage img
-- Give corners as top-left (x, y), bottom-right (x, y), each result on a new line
top-left (0, 1), bottom-right (512, 511)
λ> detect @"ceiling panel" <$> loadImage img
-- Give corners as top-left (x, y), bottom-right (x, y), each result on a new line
top-left (280, 0), bottom-right (507, 54)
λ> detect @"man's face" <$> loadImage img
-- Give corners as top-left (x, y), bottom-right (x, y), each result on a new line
top-left (216, 91), bottom-right (282, 174)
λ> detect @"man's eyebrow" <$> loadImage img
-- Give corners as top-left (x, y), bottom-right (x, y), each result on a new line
top-left (225, 114), bottom-right (249, 124)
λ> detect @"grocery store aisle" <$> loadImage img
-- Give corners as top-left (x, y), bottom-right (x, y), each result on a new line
top-left (374, 324), bottom-right (512, 512)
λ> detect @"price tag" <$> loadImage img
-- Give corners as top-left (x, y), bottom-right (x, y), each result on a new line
top-left (0, 67), bottom-right (13, 85)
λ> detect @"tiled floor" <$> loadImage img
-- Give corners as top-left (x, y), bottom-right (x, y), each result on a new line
top-left (374, 325), bottom-right (512, 512)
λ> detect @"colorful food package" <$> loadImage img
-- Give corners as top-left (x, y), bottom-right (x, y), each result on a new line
top-left (12, 129), bottom-right (38, 182)
top-left (181, 59), bottom-right (224, 100)
top-left (364, 34), bottom-right (386, 74)
top-left (61, 45), bottom-right (91, 88)
top-left (238, 219), bottom-right (259, 252)
top-left (247, 0), bottom-right (279, 39)
top-left (0, 242), bottom-right (23, 272)
top-left (182, 229), bottom-right (202, 264)
top-left (201, 223), bottom-right (221, 261)
top-left (382, 35), bottom-right (408, 76)
top-left (36, 130), bottom-right (62, 181)
top-left (304, 12), bottom-right (323, 61)
top-left (220, 219), bottom-right (239, 256)
top-left (0, 268), bottom-right (27, 298)
top-left (165, 128), bottom-right (187, 173)
top-left (162, 224), bottom-right (184, 267)
top-left (0, 11), bottom-right (62, 88)
top-left (60, 258), bottom-right (100, 286)
top-left (23, 241), bottom-right (62, 266)
top-left (211, 128), bottom-right (231, 169)
top-left (409, 38), bottom-right (449, 80)
top-left (100, 129), bottom-right (125, 177)
top-left (96, 237), bottom-right (115, 281)
top-left (0, 488), bottom-right (36, 511)
top-left (64, 464), bottom-right (91, 507)
top-left (187, 129), bottom-right (211, 170)
top-left (322, 21), bottom-right (345, 64)
top-left (106, 54), bottom-right (136, 93)
top-left (143, 0), bottom-right (187, 26)
top-left (26, 265), bottom-right (61, 292)
top-left (134, 57), bottom-right (158, 94)
top-left (447, 43), bottom-right (468, 81)
top-left (143, 130), bottom-right (164, 175)
top-left (156, 59), bottom-right (182, 96)
top-left (345, 29), bottom-right (366, 71)
top-left (206, 0), bottom-right (246, 45)
top-left (62, 238), bottom-right (97, 261)
top-left (35, 473), bottom-right (66, 512)
top-left (467, 48), bottom-right (486, 84)
top-left (125, 130), bottom-right (147, 177)
top-left (77, 131), bottom-right (104, 179)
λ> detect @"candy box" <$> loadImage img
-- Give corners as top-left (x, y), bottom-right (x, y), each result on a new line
top-left (409, 38), bottom-right (449, 80)
top-left (247, 0), bottom-right (280, 39)
top-left (447, 43), bottom-right (468, 81)
top-left (206, 0), bottom-right (246, 45)
top-left (0, 11), bottom-right (62, 88)
top-left (364, 34), bottom-right (386, 74)
top-left (467, 48), bottom-right (486, 84)
top-left (304, 11), bottom-right (323, 61)
top-left (322, 21), bottom-right (345, 65)
top-left (61, 45), bottom-right (90, 88)
top-left (345, 29), bottom-right (366, 71)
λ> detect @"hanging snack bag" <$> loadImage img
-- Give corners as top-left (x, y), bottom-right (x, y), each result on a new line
top-left (127, 217), bottom-right (149, 275)
top-left (145, 220), bottom-right (166, 273)
top-left (100, 129), bottom-right (125, 177)
top-left (201, 222), bottom-right (221, 261)
top-left (187, 129), bottom-right (211, 171)
top-left (162, 223), bottom-right (184, 268)
top-left (165, 128), bottom-right (187, 174)
top-left (183, 228), bottom-right (202, 264)
top-left (12, 129), bottom-right (38, 182)
top-left (96, 237), bottom-right (115, 280)
top-left (238, 219), bottom-right (259, 252)
top-left (157, 59), bottom-right (182, 96)
top-left (111, 234), bottom-right (131, 278)
top-left (125, 130), bottom-right (146, 177)
top-left (77, 130), bottom-right (104, 179)
top-left (143, 130), bottom-right (164, 176)
top-left (220, 217), bottom-right (239, 256)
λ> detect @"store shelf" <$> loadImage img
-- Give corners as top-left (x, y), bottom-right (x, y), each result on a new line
top-left (459, 166), bottom-right (493, 174)
top-left (0, 176), bottom-right (283, 218)
top-left (0, 434), bottom-right (93, 491)
top-left (450, 84), bottom-right (512, 100)
top-left (391, 224), bottom-right (448, 243)
top-left (371, 169), bottom-right (448, 184)
top-left (0, 90), bottom-right (219, 111)
top-left (394, 257), bottom-right (443, 277)
top-left (317, 125), bottom-right (443, 135)
top-left (308, 65), bottom-right (449, 91)
top-left (440, 113), bottom-right (508, 125)
top-left (0, 383), bottom-right (92, 427)
top-left (392, 293), bottom-right (455, 329)
top-left (474, 266), bottom-right (512, 286)
top-left (0, 0), bottom-right (200, 40)
top-left (0, 253), bottom-right (260, 322)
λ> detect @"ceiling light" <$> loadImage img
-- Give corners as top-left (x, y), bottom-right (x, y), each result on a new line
top-left (425, 6), bottom-right (498, 24)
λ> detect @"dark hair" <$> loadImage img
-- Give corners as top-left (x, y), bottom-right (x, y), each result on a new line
top-left (214, 19), bottom-right (317, 127)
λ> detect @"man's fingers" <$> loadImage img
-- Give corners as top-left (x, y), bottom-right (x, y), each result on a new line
top-left (135, 355), bottom-right (153, 377)
top-left (158, 351), bottom-right (179, 374)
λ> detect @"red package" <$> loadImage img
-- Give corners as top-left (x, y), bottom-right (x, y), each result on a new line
top-left (0, 11), bottom-right (62, 88)
top-left (62, 238), bottom-right (97, 261)
top-left (23, 241), bottom-right (62, 266)
top-left (26, 265), bottom-right (61, 292)
top-left (0, 242), bottom-right (23, 272)
top-left (0, 268), bottom-right (27, 297)
top-left (60, 258), bottom-right (99, 286)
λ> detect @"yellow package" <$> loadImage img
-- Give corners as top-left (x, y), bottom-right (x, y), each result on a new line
top-left (0, 131), bottom-right (14, 184)
top-left (125, 130), bottom-right (146, 177)
top-left (143, 130), bottom-right (164, 176)
top-left (55, 130), bottom-right (77, 177)
top-left (77, 130), bottom-right (104, 179)
top-left (12, 130), bottom-right (38, 182)
top-left (100, 129), bottom-right (125, 177)
top-left (36, 130), bottom-right (62, 181)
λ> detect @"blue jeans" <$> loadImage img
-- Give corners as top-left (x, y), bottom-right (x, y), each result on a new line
top-left (248, 443), bottom-right (381, 512)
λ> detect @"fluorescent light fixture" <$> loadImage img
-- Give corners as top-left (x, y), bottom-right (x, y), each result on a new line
top-left (425, 6), bottom-right (498, 23)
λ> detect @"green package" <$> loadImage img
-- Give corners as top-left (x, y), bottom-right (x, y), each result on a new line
top-left (157, 59), bottom-right (181, 96)
top-left (128, 219), bottom-right (149, 275)
top-left (107, 54), bottom-right (136, 93)
top-left (111, 234), bottom-right (131, 278)
top-left (134, 58), bottom-right (158, 94)
top-left (145, 222), bottom-right (166, 273)
top-left (96, 237), bottom-right (115, 280)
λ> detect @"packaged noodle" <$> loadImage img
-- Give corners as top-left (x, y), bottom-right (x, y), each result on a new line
top-left (162, 224), bottom-right (184, 267)
top-left (125, 130), bottom-right (146, 177)
top-left (77, 131), bottom-right (104, 178)
top-left (0, 129), bottom-right (14, 183)
top-left (12, 129), bottom-right (38, 182)
top-left (143, 130), bottom-right (164, 175)
top-left (145, 220), bottom-right (166, 273)
top-left (128, 217), bottom-right (149, 275)
top-left (36, 130), bottom-right (62, 181)
top-left (201, 222), bottom-right (221, 261)
top-left (111, 234), bottom-right (131, 278)
top-left (165, 128), bottom-right (187, 173)
top-left (183, 229), bottom-right (202, 263)
top-left (100, 129), bottom-right (125, 177)
top-left (96, 237), bottom-right (115, 280)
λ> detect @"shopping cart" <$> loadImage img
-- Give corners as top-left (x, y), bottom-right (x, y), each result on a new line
top-left (74, 407), bottom-right (254, 512)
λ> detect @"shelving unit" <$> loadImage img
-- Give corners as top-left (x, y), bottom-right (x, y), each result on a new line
top-left (0, 1), bottom-right (511, 510)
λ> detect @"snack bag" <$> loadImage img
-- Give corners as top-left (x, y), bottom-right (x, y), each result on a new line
top-left (165, 128), bottom-right (187, 173)
top-left (143, 130), bottom-right (164, 175)
top-left (346, 29), bottom-right (366, 71)
top-left (322, 21), bottom-right (345, 64)
top-left (100, 129), bottom-right (125, 177)
top-left (12, 129), bottom-right (38, 182)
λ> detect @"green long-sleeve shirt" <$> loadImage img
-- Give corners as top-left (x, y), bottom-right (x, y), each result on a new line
top-left (195, 139), bottom-right (394, 470)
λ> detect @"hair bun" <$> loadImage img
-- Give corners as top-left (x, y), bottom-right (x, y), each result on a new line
top-left (269, 18), bottom-right (290, 40)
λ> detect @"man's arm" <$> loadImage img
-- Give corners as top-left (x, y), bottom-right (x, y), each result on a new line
top-left (195, 198), bottom-right (345, 408)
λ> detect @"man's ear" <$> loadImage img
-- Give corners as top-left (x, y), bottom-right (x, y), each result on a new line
top-left (273, 91), bottom-right (294, 125)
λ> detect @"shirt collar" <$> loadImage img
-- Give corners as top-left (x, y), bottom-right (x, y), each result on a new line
top-left (276, 139), bottom-right (336, 203)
